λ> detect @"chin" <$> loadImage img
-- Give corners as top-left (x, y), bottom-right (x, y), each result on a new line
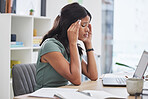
top-left (78, 36), bottom-right (87, 41)
top-left (79, 38), bottom-right (86, 42)
top-left (83, 38), bottom-right (87, 41)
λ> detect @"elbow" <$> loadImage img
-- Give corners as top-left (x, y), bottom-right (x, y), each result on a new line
top-left (73, 81), bottom-right (81, 86)
top-left (90, 75), bottom-right (98, 81)
top-left (90, 77), bottom-right (98, 81)
top-left (71, 78), bottom-right (81, 86)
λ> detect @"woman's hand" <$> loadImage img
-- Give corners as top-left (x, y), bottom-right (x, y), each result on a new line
top-left (83, 24), bottom-right (92, 44)
top-left (67, 20), bottom-right (81, 45)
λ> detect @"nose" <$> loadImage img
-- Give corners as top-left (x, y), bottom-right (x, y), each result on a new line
top-left (85, 26), bottom-right (89, 32)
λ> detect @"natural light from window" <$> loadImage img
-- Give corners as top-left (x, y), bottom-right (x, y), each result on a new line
top-left (113, 0), bottom-right (148, 73)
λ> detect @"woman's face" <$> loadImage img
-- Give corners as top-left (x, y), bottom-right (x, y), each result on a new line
top-left (78, 15), bottom-right (90, 41)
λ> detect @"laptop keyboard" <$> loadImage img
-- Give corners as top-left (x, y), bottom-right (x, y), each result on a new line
top-left (102, 74), bottom-right (128, 86)
top-left (116, 77), bottom-right (126, 84)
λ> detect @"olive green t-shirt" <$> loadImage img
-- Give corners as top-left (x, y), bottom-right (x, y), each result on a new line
top-left (35, 38), bottom-right (81, 90)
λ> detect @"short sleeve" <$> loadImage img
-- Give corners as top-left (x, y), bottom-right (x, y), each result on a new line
top-left (39, 39), bottom-right (62, 57)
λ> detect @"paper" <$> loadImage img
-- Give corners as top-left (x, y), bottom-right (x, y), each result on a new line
top-left (82, 90), bottom-right (126, 99)
top-left (56, 91), bottom-right (95, 99)
top-left (29, 88), bottom-right (126, 99)
top-left (29, 88), bottom-right (78, 98)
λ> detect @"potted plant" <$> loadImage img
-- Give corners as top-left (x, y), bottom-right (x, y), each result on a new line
top-left (30, 9), bottom-right (34, 15)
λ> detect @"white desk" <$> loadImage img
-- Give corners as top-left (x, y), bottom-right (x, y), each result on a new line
top-left (13, 79), bottom-right (143, 99)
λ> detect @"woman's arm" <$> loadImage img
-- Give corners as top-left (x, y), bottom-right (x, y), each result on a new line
top-left (42, 20), bottom-right (82, 85)
top-left (81, 43), bottom-right (98, 81)
top-left (81, 24), bottom-right (98, 80)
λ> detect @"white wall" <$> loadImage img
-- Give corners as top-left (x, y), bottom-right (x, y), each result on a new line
top-left (16, 0), bottom-right (41, 16)
top-left (46, 0), bottom-right (102, 76)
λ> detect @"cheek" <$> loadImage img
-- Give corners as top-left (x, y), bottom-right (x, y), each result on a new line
top-left (78, 29), bottom-right (83, 38)
top-left (79, 27), bottom-right (85, 34)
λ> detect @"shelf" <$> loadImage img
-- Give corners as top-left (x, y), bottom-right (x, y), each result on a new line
top-left (2, 14), bottom-right (51, 19)
top-left (34, 16), bottom-right (51, 20)
top-left (33, 47), bottom-right (41, 50)
top-left (0, 14), bottom-right (51, 99)
top-left (10, 47), bottom-right (32, 50)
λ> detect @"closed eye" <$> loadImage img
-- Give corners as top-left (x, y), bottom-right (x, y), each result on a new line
top-left (81, 23), bottom-right (89, 27)
top-left (81, 24), bottom-right (86, 27)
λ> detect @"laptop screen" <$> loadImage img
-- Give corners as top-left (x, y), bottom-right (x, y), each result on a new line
top-left (133, 51), bottom-right (148, 78)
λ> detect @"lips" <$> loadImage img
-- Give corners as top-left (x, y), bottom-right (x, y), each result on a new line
top-left (83, 33), bottom-right (88, 38)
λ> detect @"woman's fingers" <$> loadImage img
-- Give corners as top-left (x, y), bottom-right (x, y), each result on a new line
top-left (67, 20), bottom-right (81, 45)
top-left (74, 20), bottom-right (81, 33)
top-left (68, 20), bottom-right (81, 34)
top-left (88, 24), bottom-right (92, 33)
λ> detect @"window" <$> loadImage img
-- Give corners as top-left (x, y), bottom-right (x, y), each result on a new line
top-left (102, 0), bottom-right (148, 73)
top-left (113, 0), bottom-right (148, 72)
top-left (102, 0), bottom-right (114, 73)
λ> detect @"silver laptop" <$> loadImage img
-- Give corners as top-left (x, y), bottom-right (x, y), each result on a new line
top-left (102, 51), bottom-right (148, 86)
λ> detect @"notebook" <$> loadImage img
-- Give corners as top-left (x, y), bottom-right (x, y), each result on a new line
top-left (102, 50), bottom-right (148, 86)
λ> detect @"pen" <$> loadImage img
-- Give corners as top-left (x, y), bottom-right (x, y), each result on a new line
top-left (54, 94), bottom-right (65, 99)
top-left (78, 91), bottom-right (92, 96)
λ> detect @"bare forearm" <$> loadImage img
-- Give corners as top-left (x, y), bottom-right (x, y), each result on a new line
top-left (69, 44), bottom-right (81, 81)
top-left (85, 43), bottom-right (98, 80)
top-left (67, 20), bottom-right (81, 85)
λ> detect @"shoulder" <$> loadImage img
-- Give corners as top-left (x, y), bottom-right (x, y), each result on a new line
top-left (43, 38), bottom-right (63, 46)
top-left (40, 38), bottom-right (65, 53)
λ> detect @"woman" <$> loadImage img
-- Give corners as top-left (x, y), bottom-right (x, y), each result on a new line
top-left (35, 2), bottom-right (98, 90)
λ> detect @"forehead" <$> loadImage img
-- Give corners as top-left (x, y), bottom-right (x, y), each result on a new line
top-left (81, 15), bottom-right (90, 23)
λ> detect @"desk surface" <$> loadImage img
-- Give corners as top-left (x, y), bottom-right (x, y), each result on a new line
top-left (14, 79), bottom-right (141, 99)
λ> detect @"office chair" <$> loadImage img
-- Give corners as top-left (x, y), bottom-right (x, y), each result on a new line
top-left (12, 63), bottom-right (36, 96)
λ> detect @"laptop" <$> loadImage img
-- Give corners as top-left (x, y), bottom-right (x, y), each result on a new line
top-left (102, 51), bottom-right (148, 86)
